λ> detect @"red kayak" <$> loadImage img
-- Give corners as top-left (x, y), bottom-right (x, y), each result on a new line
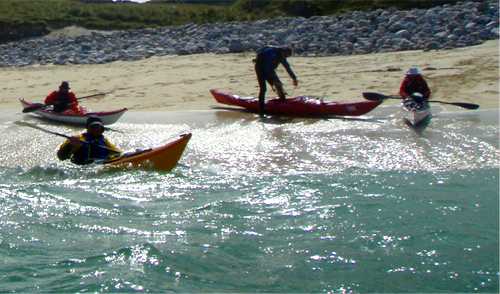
top-left (210, 89), bottom-right (382, 117)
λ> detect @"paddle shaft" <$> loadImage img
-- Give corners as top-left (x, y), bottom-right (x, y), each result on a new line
top-left (15, 121), bottom-right (120, 154)
top-left (15, 121), bottom-right (71, 139)
top-left (362, 92), bottom-right (479, 110)
top-left (22, 92), bottom-right (110, 113)
top-left (76, 92), bottom-right (114, 106)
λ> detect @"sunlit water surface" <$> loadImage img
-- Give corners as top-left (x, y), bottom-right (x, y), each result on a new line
top-left (0, 108), bottom-right (498, 292)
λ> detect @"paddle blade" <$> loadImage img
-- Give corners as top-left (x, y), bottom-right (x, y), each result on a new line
top-left (362, 92), bottom-right (387, 101)
top-left (428, 100), bottom-right (480, 110)
top-left (452, 102), bottom-right (480, 110)
top-left (13, 120), bottom-right (33, 127)
top-left (22, 103), bottom-right (46, 113)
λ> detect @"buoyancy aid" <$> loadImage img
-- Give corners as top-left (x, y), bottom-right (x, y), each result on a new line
top-left (68, 133), bottom-right (119, 165)
top-left (52, 92), bottom-right (71, 112)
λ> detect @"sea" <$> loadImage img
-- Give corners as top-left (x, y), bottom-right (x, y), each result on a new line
top-left (0, 106), bottom-right (498, 293)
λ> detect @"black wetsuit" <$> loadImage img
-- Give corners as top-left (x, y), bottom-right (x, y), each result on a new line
top-left (254, 47), bottom-right (297, 114)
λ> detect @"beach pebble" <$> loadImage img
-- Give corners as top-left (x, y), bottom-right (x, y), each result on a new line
top-left (0, 0), bottom-right (497, 67)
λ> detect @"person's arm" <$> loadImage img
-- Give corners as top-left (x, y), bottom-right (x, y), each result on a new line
top-left (421, 79), bottom-right (431, 99)
top-left (281, 59), bottom-right (298, 85)
top-left (399, 78), bottom-right (409, 98)
top-left (68, 92), bottom-right (80, 113)
top-left (57, 140), bottom-right (74, 161)
top-left (57, 136), bottom-right (83, 161)
top-left (104, 138), bottom-right (122, 158)
top-left (44, 91), bottom-right (57, 105)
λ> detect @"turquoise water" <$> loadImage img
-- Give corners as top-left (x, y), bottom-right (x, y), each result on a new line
top-left (0, 108), bottom-right (498, 292)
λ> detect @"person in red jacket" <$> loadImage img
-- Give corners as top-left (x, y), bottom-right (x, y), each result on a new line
top-left (44, 81), bottom-right (80, 113)
top-left (399, 67), bottom-right (431, 103)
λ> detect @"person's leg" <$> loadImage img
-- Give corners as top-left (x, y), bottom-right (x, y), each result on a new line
top-left (255, 63), bottom-right (267, 115)
top-left (274, 81), bottom-right (286, 100)
top-left (269, 71), bottom-right (286, 100)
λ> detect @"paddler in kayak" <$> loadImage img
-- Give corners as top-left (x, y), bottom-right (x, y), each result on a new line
top-left (44, 81), bottom-right (80, 113)
top-left (57, 116), bottom-right (121, 165)
top-left (399, 67), bottom-right (431, 102)
top-left (254, 46), bottom-right (299, 115)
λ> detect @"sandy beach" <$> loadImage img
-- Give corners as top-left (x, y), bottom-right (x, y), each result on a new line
top-left (1, 40), bottom-right (498, 112)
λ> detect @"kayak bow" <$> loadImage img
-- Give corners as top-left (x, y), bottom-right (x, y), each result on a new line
top-left (104, 133), bottom-right (192, 171)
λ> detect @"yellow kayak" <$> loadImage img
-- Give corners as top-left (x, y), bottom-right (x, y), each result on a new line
top-left (104, 133), bottom-right (192, 171)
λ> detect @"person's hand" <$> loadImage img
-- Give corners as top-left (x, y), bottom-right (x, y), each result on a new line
top-left (69, 136), bottom-right (82, 148)
top-left (293, 79), bottom-right (298, 87)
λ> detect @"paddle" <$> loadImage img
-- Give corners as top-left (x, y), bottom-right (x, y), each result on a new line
top-left (14, 121), bottom-right (121, 154)
top-left (22, 92), bottom-right (110, 113)
top-left (362, 92), bottom-right (479, 110)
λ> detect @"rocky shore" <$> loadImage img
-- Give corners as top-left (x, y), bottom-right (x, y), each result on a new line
top-left (0, 0), bottom-right (497, 67)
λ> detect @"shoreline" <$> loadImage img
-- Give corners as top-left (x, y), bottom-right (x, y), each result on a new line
top-left (1, 40), bottom-right (498, 113)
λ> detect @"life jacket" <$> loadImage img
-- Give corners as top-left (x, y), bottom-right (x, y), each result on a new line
top-left (53, 91), bottom-right (72, 112)
top-left (71, 133), bottom-right (112, 165)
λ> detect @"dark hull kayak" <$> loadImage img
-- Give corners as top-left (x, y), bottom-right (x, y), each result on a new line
top-left (210, 89), bottom-right (382, 117)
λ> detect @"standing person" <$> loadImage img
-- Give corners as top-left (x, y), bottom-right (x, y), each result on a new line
top-left (399, 67), bottom-right (431, 103)
top-left (57, 116), bottom-right (121, 165)
top-left (254, 46), bottom-right (299, 115)
top-left (44, 81), bottom-right (80, 113)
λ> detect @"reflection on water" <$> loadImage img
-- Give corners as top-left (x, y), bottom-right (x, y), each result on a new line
top-left (1, 108), bottom-right (498, 173)
top-left (0, 108), bottom-right (498, 292)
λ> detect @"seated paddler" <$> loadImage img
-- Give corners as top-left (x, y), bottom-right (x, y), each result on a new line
top-left (399, 67), bottom-right (431, 103)
top-left (57, 116), bottom-right (121, 165)
top-left (44, 81), bottom-right (81, 113)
